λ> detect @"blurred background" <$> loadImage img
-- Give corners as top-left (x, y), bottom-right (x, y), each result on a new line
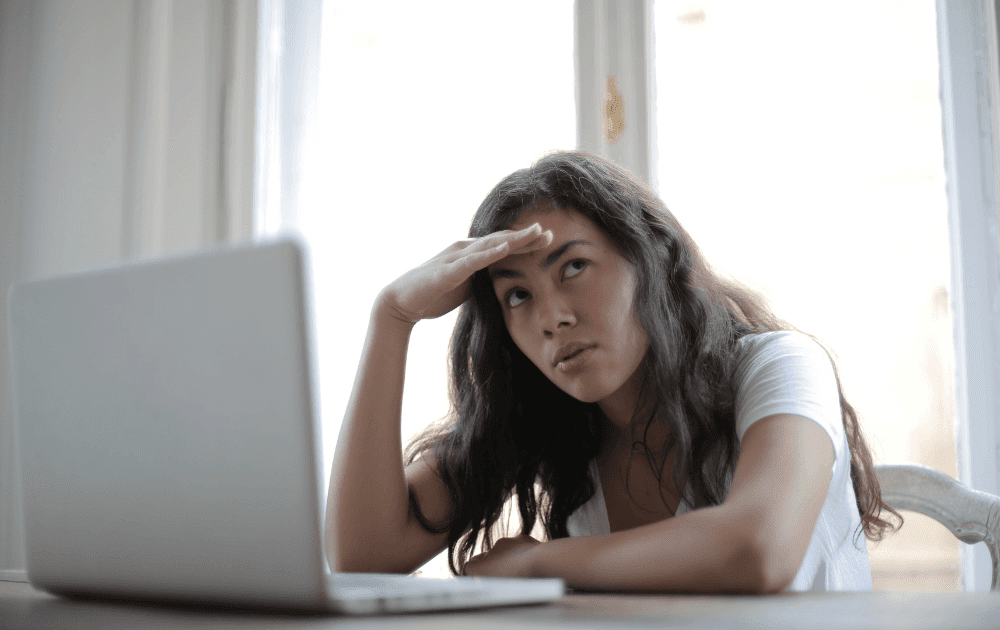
top-left (0, 0), bottom-right (987, 590)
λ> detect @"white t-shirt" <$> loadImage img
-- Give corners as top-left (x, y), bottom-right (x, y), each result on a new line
top-left (565, 330), bottom-right (872, 591)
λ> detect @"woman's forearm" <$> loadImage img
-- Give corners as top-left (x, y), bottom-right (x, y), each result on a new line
top-left (326, 296), bottom-right (417, 572)
top-left (325, 228), bottom-right (553, 573)
top-left (531, 504), bottom-right (780, 594)
top-left (530, 414), bottom-right (834, 594)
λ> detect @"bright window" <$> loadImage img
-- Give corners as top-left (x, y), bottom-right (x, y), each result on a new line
top-left (297, 2), bottom-right (575, 576)
top-left (282, 0), bottom-right (958, 585)
top-left (654, 0), bottom-right (957, 589)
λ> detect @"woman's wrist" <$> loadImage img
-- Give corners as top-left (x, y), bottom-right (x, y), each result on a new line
top-left (372, 289), bottom-right (419, 332)
top-left (530, 537), bottom-right (566, 579)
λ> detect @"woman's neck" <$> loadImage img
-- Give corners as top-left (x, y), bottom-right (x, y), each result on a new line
top-left (597, 361), bottom-right (646, 432)
top-left (597, 371), bottom-right (671, 460)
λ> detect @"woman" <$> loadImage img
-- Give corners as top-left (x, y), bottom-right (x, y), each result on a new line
top-left (326, 151), bottom-right (899, 593)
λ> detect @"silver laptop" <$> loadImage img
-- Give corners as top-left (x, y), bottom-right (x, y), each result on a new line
top-left (6, 238), bottom-right (564, 614)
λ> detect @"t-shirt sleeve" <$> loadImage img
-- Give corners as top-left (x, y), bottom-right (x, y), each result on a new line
top-left (734, 331), bottom-right (845, 462)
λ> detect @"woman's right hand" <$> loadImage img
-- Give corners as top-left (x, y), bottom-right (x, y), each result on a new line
top-left (379, 223), bottom-right (554, 325)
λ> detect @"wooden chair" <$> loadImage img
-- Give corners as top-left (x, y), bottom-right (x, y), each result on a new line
top-left (875, 463), bottom-right (1000, 591)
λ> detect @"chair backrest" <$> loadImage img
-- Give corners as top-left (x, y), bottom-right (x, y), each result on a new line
top-left (875, 463), bottom-right (1000, 592)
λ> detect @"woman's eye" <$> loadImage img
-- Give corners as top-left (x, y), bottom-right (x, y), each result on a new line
top-left (507, 289), bottom-right (530, 308)
top-left (565, 259), bottom-right (588, 278)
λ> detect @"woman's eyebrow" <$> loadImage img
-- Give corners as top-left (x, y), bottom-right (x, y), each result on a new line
top-left (541, 239), bottom-right (590, 269)
top-left (489, 239), bottom-right (591, 281)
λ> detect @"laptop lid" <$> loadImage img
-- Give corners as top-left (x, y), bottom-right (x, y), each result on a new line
top-left (8, 239), bottom-right (331, 609)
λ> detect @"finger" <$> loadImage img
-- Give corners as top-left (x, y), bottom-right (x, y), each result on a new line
top-left (435, 234), bottom-right (507, 261)
top-left (475, 223), bottom-right (545, 251)
top-left (439, 225), bottom-right (549, 273)
top-left (508, 229), bottom-right (553, 255)
top-left (445, 238), bottom-right (476, 252)
top-left (446, 229), bottom-right (553, 280)
top-left (448, 241), bottom-right (512, 276)
top-left (439, 231), bottom-right (516, 256)
top-left (448, 224), bottom-right (545, 263)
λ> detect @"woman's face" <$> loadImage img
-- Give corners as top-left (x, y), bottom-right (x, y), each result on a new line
top-left (487, 204), bottom-right (648, 412)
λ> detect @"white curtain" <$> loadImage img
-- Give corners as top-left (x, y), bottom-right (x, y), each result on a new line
top-left (254, 0), bottom-right (323, 238)
top-left (0, 0), bottom-right (258, 582)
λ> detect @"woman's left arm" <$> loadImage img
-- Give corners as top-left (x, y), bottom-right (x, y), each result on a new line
top-left (464, 413), bottom-right (834, 594)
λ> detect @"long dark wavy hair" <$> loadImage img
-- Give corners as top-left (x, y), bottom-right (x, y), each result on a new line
top-left (405, 150), bottom-right (900, 575)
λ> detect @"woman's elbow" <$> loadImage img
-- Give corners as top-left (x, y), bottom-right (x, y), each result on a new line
top-left (724, 524), bottom-right (798, 594)
top-left (745, 546), bottom-right (797, 594)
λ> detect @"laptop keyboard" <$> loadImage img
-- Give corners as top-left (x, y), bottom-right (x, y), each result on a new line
top-left (330, 573), bottom-right (488, 599)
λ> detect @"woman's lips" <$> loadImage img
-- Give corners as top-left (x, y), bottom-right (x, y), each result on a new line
top-left (556, 345), bottom-right (596, 373)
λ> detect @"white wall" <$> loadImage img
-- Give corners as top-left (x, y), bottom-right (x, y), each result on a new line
top-left (0, 0), bottom-right (256, 581)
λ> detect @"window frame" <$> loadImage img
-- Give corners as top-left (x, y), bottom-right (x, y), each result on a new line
top-left (578, 0), bottom-right (1000, 592)
top-left (936, 0), bottom-right (1000, 592)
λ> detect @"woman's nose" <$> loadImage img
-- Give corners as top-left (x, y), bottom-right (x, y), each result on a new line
top-left (538, 292), bottom-right (576, 337)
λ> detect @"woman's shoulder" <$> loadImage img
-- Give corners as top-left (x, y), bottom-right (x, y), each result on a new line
top-left (734, 329), bottom-right (837, 393)
top-left (732, 329), bottom-right (844, 443)
top-left (734, 330), bottom-right (834, 377)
